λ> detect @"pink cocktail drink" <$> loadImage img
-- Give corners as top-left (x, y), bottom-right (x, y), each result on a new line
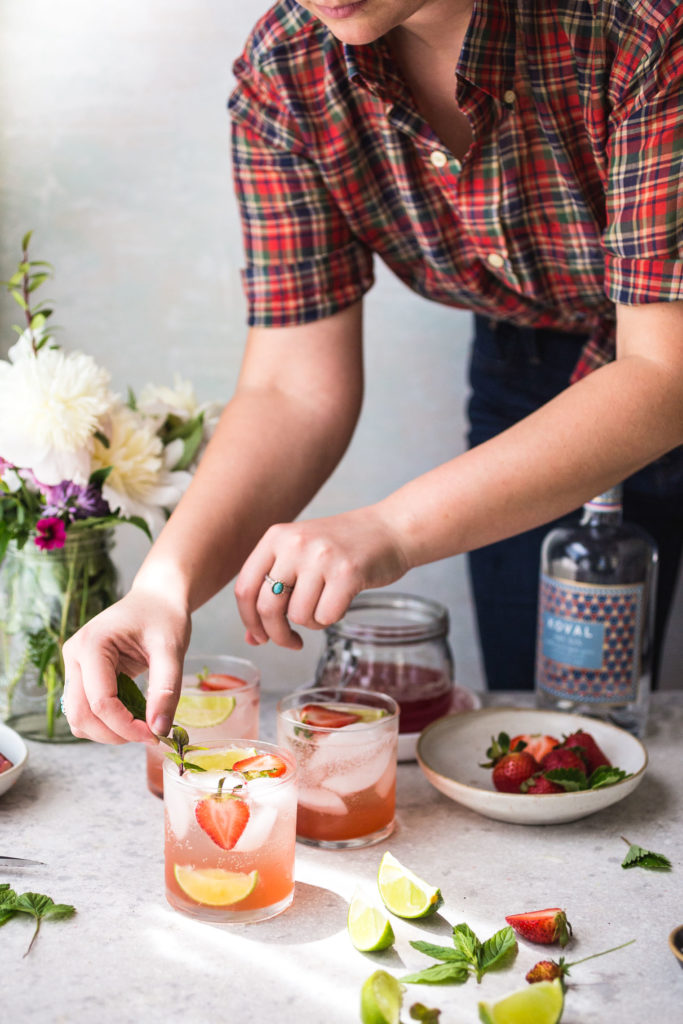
top-left (276, 686), bottom-right (399, 849)
top-left (146, 655), bottom-right (260, 797)
top-left (164, 740), bottom-right (297, 923)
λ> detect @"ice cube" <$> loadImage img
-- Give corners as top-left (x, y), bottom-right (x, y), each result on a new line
top-left (234, 804), bottom-right (278, 852)
top-left (297, 785), bottom-right (347, 816)
top-left (324, 739), bottom-right (395, 795)
top-left (164, 779), bottom-right (193, 840)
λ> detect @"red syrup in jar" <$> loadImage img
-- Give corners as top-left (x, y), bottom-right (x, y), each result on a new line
top-left (318, 660), bottom-right (452, 734)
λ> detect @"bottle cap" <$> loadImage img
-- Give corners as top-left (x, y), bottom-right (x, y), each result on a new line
top-left (584, 485), bottom-right (622, 513)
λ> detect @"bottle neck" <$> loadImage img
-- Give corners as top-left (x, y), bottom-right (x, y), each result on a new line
top-left (580, 485), bottom-right (623, 527)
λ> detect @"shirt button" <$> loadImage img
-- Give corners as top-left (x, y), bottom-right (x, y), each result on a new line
top-left (487, 252), bottom-right (505, 269)
top-left (503, 89), bottom-right (516, 104)
top-left (430, 150), bottom-right (448, 168)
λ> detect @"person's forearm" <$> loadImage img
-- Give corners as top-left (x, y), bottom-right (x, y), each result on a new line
top-left (132, 386), bottom-right (357, 610)
top-left (382, 349), bottom-right (683, 570)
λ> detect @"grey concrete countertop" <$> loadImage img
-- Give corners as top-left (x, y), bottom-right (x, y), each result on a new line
top-left (2, 691), bottom-right (681, 1024)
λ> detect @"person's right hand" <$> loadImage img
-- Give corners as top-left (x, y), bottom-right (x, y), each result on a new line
top-left (61, 586), bottom-right (191, 745)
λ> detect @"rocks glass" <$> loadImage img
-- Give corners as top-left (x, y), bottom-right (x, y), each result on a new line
top-left (276, 686), bottom-right (399, 849)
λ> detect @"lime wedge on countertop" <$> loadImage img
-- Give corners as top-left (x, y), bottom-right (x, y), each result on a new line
top-left (360, 970), bottom-right (403, 1024)
top-left (478, 978), bottom-right (564, 1024)
top-left (348, 891), bottom-right (395, 952)
top-left (377, 851), bottom-right (443, 919)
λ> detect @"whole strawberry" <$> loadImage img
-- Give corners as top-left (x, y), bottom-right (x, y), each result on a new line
top-left (522, 774), bottom-right (563, 794)
top-left (505, 907), bottom-right (572, 947)
top-left (539, 747), bottom-right (587, 774)
top-left (481, 732), bottom-right (540, 793)
top-left (561, 731), bottom-right (611, 773)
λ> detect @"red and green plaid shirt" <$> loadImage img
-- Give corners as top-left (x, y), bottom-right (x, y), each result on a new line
top-left (229, 0), bottom-right (683, 380)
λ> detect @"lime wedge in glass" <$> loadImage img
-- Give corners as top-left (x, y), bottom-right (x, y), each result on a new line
top-left (348, 891), bottom-right (395, 951)
top-left (478, 978), bottom-right (564, 1024)
top-left (360, 970), bottom-right (403, 1024)
top-left (174, 694), bottom-right (235, 727)
top-left (190, 747), bottom-right (257, 771)
top-left (173, 865), bottom-right (258, 906)
top-left (377, 851), bottom-right (443, 919)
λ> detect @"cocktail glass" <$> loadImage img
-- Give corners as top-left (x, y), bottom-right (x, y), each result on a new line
top-left (146, 654), bottom-right (260, 797)
top-left (276, 686), bottom-right (399, 849)
top-left (164, 739), bottom-right (297, 923)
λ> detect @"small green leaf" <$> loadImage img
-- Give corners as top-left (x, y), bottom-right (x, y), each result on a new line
top-left (589, 766), bottom-right (631, 790)
top-left (621, 838), bottom-right (672, 871)
top-left (10, 289), bottom-right (27, 310)
top-left (410, 940), bottom-right (468, 963)
top-left (480, 926), bottom-right (517, 974)
top-left (401, 963), bottom-right (470, 985)
top-left (544, 767), bottom-right (589, 792)
top-left (451, 922), bottom-right (480, 965)
top-left (116, 673), bottom-right (147, 722)
top-left (21, 229), bottom-right (33, 251)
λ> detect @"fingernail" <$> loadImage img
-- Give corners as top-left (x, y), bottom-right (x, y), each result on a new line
top-left (152, 715), bottom-right (171, 736)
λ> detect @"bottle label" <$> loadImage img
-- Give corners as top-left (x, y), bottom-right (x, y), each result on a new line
top-left (536, 575), bottom-right (643, 704)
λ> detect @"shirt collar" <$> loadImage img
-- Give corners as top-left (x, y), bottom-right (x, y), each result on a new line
top-left (342, 0), bottom-right (517, 104)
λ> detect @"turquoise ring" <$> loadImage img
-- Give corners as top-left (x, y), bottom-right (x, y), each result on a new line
top-left (264, 573), bottom-right (294, 596)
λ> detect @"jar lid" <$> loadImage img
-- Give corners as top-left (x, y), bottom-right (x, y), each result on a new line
top-left (325, 591), bottom-right (450, 645)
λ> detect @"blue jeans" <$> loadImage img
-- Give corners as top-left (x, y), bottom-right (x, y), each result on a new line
top-left (466, 314), bottom-right (683, 691)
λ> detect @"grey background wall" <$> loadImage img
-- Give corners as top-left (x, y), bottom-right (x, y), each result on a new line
top-left (1, 0), bottom-right (679, 692)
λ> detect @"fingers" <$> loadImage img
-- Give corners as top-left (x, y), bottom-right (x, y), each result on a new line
top-left (145, 644), bottom-right (185, 737)
top-left (62, 645), bottom-right (151, 745)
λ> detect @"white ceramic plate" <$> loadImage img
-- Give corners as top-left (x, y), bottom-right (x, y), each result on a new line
top-left (416, 707), bottom-right (647, 825)
top-left (398, 685), bottom-right (482, 762)
top-left (0, 723), bottom-right (28, 797)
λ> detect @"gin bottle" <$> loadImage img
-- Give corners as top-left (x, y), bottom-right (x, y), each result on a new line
top-left (534, 485), bottom-right (657, 736)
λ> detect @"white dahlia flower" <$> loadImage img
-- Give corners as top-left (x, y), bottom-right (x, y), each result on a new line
top-left (0, 341), bottom-right (113, 485)
top-left (91, 403), bottom-right (192, 533)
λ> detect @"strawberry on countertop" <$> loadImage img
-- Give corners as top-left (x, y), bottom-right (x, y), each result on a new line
top-left (505, 908), bottom-right (572, 947)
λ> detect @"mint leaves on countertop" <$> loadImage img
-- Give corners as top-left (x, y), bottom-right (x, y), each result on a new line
top-left (401, 922), bottom-right (517, 985)
top-left (620, 837), bottom-right (672, 871)
top-left (1, 884), bottom-right (75, 956)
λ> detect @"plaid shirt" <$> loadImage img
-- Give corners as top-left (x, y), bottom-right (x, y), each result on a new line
top-left (229, 0), bottom-right (683, 380)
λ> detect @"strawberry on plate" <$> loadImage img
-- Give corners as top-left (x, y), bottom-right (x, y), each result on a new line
top-left (560, 731), bottom-right (611, 773)
top-left (539, 747), bottom-right (587, 775)
top-left (509, 733), bottom-right (559, 763)
top-left (196, 671), bottom-right (247, 691)
top-left (195, 794), bottom-right (249, 850)
top-left (481, 732), bottom-right (540, 793)
top-left (505, 908), bottom-right (572, 947)
top-left (300, 703), bottom-right (361, 728)
top-left (522, 774), bottom-right (563, 794)
top-left (232, 753), bottom-right (287, 777)
top-left (0, 752), bottom-right (13, 774)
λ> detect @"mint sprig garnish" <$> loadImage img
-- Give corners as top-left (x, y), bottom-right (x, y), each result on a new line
top-left (116, 672), bottom-right (206, 774)
top-left (0, 885), bottom-right (75, 956)
top-left (620, 837), bottom-right (672, 871)
top-left (402, 923), bottom-right (516, 985)
top-left (543, 765), bottom-right (631, 792)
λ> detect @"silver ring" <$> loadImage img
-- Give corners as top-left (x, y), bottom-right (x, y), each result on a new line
top-left (264, 572), bottom-right (294, 596)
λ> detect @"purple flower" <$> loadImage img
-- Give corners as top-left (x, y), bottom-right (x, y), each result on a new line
top-left (35, 517), bottom-right (67, 551)
top-left (41, 480), bottom-right (110, 521)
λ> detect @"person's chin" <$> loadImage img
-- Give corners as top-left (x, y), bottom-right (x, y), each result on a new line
top-left (309, 1), bottom-right (384, 45)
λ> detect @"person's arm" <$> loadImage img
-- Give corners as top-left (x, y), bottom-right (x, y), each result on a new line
top-left (235, 299), bottom-right (683, 642)
top-left (61, 301), bottom-right (364, 743)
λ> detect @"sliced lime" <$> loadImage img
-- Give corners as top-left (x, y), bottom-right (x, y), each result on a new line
top-left (175, 693), bottom-right (235, 728)
top-left (478, 978), bottom-right (564, 1024)
top-left (189, 747), bottom-right (257, 771)
top-left (360, 970), bottom-right (403, 1024)
top-left (173, 865), bottom-right (258, 906)
top-left (377, 851), bottom-right (442, 919)
top-left (348, 891), bottom-right (395, 952)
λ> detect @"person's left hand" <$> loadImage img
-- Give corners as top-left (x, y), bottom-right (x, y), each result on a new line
top-left (233, 506), bottom-right (409, 648)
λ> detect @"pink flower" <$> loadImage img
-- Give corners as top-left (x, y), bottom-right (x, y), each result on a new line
top-left (35, 517), bottom-right (67, 551)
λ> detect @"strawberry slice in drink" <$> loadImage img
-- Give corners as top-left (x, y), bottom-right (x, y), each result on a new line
top-left (300, 703), bottom-right (362, 728)
top-left (232, 753), bottom-right (287, 778)
top-left (196, 671), bottom-right (247, 691)
top-left (195, 795), bottom-right (250, 850)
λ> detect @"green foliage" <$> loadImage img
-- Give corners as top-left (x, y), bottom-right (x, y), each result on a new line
top-left (402, 923), bottom-right (517, 986)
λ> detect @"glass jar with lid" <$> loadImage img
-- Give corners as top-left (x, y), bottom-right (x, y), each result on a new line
top-left (313, 591), bottom-right (454, 736)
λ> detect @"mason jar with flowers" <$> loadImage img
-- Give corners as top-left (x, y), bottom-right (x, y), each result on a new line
top-left (0, 234), bottom-right (220, 740)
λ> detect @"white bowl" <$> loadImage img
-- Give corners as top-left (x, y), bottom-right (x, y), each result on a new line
top-left (0, 723), bottom-right (28, 797)
top-left (416, 707), bottom-right (647, 825)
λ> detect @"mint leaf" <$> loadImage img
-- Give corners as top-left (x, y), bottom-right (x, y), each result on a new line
top-left (480, 926), bottom-right (517, 975)
top-left (9, 890), bottom-right (76, 956)
top-left (544, 767), bottom-right (589, 791)
top-left (401, 963), bottom-right (470, 985)
top-left (410, 940), bottom-right (468, 963)
top-left (452, 922), bottom-right (481, 964)
top-left (116, 672), bottom-right (147, 721)
top-left (589, 766), bottom-right (631, 789)
top-left (621, 838), bottom-right (671, 871)
top-left (410, 1003), bottom-right (441, 1022)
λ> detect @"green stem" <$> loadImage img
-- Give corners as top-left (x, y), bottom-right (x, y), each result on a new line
top-left (23, 917), bottom-right (41, 958)
top-left (567, 939), bottom-right (636, 968)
